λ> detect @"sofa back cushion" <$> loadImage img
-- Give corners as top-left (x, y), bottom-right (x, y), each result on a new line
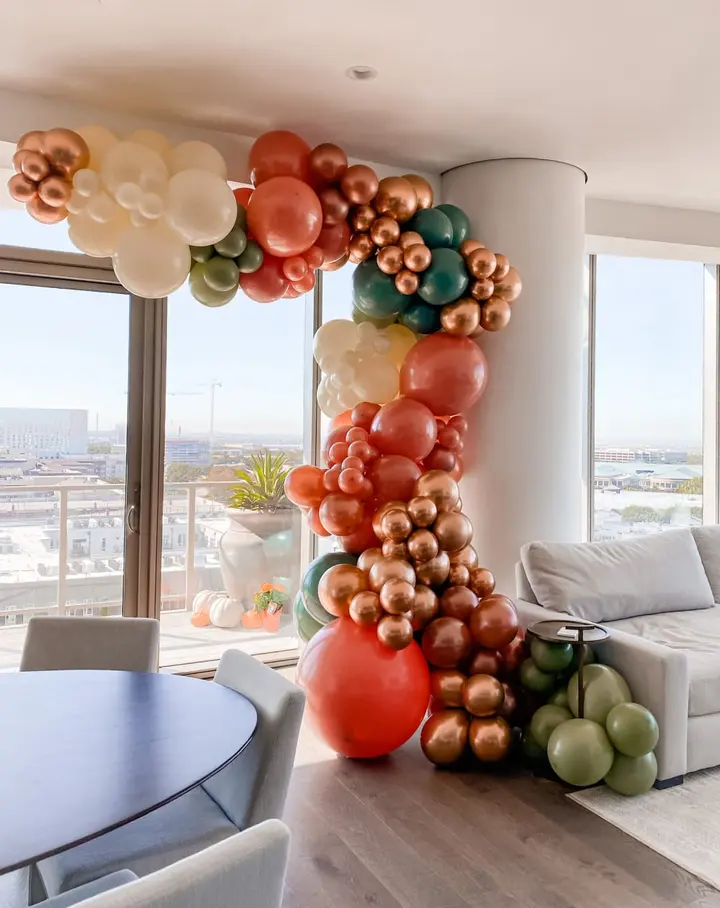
top-left (691, 526), bottom-right (720, 604)
top-left (521, 528), bottom-right (714, 622)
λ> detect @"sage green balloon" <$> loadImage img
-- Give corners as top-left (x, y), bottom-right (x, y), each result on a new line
top-left (417, 248), bottom-right (469, 306)
top-left (548, 686), bottom-right (569, 708)
top-left (189, 262), bottom-right (237, 307)
top-left (237, 240), bottom-right (264, 274)
top-left (530, 704), bottom-right (572, 750)
top-left (606, 702), bottom-right (659, 757)
top-left (530, 638), bottom-right (573, 673)
top-left (565, 643), bottom-right (596, 676)
top-left (204, 256), bottom-right (240, 292)
top-left (434, 204), bottom-right (471, 247)
top-left (567, 663), bottom-right (632, 724)
top-left (406, 207), bottom-right (453, 249)
top-left (547, 719), bottom-right (615, 787)
top-left (604, 752), bottom-right (657, 796)
top-left (293, 591), bottom-right (324, 644)
top-left (214, 226), bottom-right (247, 259)
top-left (190, 245), bottom-right (214, 263)
top-left (522, 727), bottom-right (547, 764)
top-left (519, 658), bottom-right (557, 695)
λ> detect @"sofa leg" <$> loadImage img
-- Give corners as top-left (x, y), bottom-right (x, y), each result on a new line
top-left (654, 775), bottom-right (683, 790)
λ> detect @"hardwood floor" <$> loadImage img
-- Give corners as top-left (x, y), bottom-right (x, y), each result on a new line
top-left (282, 721), bottom-right (720, 908)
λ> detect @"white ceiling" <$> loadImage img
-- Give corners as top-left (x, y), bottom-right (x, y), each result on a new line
top-left (2, 0), bottom-right (720, 210)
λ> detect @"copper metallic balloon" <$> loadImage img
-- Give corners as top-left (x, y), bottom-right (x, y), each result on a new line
top-left (470, 278), bottom-right (494, 301)
top-left (351, 204), bottom-right (376, 233)
top-left (468, 567), bottom-right (496, 599)
top-left (322, 252), bottom-right (349, 272)
top-left (440, 585), bottom-right (478, 622)
top-left (381, 508), bottom-right (413, 542)
top-left (407, 496), bottom-right (438, 528)
top-left (402, 173), bottom-right (434, 210)
top-left (433, 511), bottom-right (472, 553)
top-left (468, 716), bottom-right (512, 762)
top-left (492, 253), bottom-right (510, 281)
top-left (403, 243), bottom-right (432, 273)
top-left (377, 614), bottom-right (414, 650)
top-left (398, 230), bottom-right (424, 251)
top-left (38, 175), bottom-right (72, 208)
top-left (380, 578), bottom-right (415, 615)
top-left (407, 528), bottom-right (439, 562)
top-left (370, 216), bottom-right (401, 248)
top-left (318, 564), bottom-right (368, 618)
top-left (421, 709), bottom-right (469, 766)
top-left (469, 648), bottom-right (502, 677)
top-left (395, 269), bottom-right (419, 295)
top-left (358, 546), bottom-right (384, 573)
top-left (340, 164), bottom-right (379, 205)
top-left (421, 616), bottom-right (472, 668)
top-left (459, 238), bottom-right (484, 258)
top-left (430, 669), bottom-right (466, 708)
top-left (498, 683), bottom-right (518, 721)
top-left (467, 247), bottom-right (497, 280)
top-left (12, 149), bottom-right (29, 173)
top-left (368, 556), bottom-right (415, 592)
top-left (382, 539), bottom-right (409, 560)
top-left (17, 130), bottom-right (45, 154)
top-left (318, 186), bottom-right (350, 226)
top-left (448, 563), bottom-right (470, 587)
top-left (411, 585), bottom-right (439, 630)
top-left (42, 128), bottom-right (90, 177)
top-left (463, 674), bottom-right (504, 717)
top-left (349, 590), bottom-right (382, 626)
top-left (415, 470), bottom-right (459, 514)
top-left (415, 551), bottom-right (451, 587)
top-left (26, 196), bottom-right (67, 224)
top-left (377, 245), bottom-right (404, 275)
top-left (450, 545), bottom-right (478, 569)
top-left (493, 266), bottom-right (522, 302)
top-left (469, 594), bottom-right (519, 650)
top-left (480, 297), bottom-right (512, 332)
top-left (440, 298), bottom-right (481, 337)
top-left (374, 176), bottom-right (418, 223)
top-left (20, 151), bottom-right (50, 183)
top-left (308, 143), bottom-right (348, 185)
top-left (348, 233), bottom-right (375, 263)
top-left (372, 500), bottom-right (409, 540)
top-left (7, 173), bottom-right (37, 203)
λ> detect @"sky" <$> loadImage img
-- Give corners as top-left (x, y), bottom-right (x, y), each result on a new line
top-left (0, 211), bottom-right (706, 448)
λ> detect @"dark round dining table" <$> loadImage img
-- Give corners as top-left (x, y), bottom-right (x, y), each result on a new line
top-left (0, 671), bottom-right (258, 875)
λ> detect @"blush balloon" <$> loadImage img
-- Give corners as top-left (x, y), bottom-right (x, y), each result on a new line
top-left (370, 399), bottom-right (438, 461)
top-left (239, 253), bottom-right (289, 303)
top-left (319, 494), bottom-right (364, 536)
top-left (322, 464), bottom-right (342, 492)
top-left (323, 427), bottom-right (350, 464)
top-left (249, 130), bottom-right (311, 185)
top-left (329, 442), bottom-right (350, 464)
top-left (424, 445), bottom-right (457, 472)
top-left (330, 411), bottom-right (353, 431)
top-left (352, 401), bottom-right (381, 429)
top-left (450, 455), bottom-right (464, 481)
top-left (338, 468), bottom-right (366, 495)
top-left (438, 426), bottom-right (461, 451)
top-left (400, 334), bottom-right (488, 416)
top-left (368, 455), bottom-right (422, 503)
top-left (247, 176), bottom-right (322, 257)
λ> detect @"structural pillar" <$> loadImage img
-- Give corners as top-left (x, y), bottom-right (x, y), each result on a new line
top-left (441, 159), bottom-right (586, 594)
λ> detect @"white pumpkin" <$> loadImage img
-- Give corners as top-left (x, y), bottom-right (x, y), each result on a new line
top-left (192, 589), bottom-right (222, 616)
top-left (209, 596), bottom-right (245, 629)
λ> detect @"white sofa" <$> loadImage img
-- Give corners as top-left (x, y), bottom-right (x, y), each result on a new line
top-left (514, 526), bottom-right (720, 787)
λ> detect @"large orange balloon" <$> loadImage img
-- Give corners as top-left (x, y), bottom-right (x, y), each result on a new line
top-left (284, 465), bottom-right (325, 508)
top-left (330, 410), bottom-right (353, 431)
top-left (400, 334), bottom-right (488, 416)
top-left (249, 130), bottom-right (311, 186)
top-left (296, 618), bottom-right (430, 758)
top-left (247, 176), bottom-right (322, 257)
top-left (238, 253), bottom-right (289, 303)
top-left (367, 455), bottom-right (422, 502)
top-left (370, 399), bottom-right (437, 461)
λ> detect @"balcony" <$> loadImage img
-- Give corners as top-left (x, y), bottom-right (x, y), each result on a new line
top-left (0, 479), bottom-right (299, 670)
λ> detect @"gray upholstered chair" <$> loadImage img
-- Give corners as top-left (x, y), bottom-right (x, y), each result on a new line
top-left (37, 821), bottom-right (290, 908)
top-left (19, 617), bottom-right (160, 673)
top-left (33, 650), bottom-right (304, 899)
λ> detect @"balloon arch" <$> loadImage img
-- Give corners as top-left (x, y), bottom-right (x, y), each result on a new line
top-left (8, 126), bottom-right (659, 792)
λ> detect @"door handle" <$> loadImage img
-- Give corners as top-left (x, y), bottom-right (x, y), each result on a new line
top-left (126, 484), bottom-right (140, 536)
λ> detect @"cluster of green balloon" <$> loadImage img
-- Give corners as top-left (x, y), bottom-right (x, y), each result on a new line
top-left (292, 551), bottom-right (358, 643)
top-left (188, 202), bottom-right (264, 307)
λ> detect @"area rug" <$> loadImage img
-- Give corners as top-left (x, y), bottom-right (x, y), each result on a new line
top-left (569, 769), bottom-right (720, 890)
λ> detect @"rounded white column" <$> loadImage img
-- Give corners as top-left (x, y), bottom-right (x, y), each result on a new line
top-left (442, 159), bottom-right (586, 595)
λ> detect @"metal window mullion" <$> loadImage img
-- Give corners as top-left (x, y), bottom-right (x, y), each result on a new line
top-left (702, 264), bottom-right (719, 525)
top-left (585, 254), bottom-right (597, 541)
top-left (300, 280), bottom-right (322, 570)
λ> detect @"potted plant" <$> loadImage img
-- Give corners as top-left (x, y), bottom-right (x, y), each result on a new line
top-left (242, 583), bottom-right (288, 632)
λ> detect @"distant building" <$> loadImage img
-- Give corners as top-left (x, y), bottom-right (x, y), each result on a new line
top-left (594, 446), bottom-right (689, 464)
top-left (164, 437), bottom-right (211, 467)
top-left (0, 408), bottom-right (88, 457)
top-left (639, 465), bottom-right (702, 492)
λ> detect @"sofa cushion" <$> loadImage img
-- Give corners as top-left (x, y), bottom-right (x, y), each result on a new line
top-left (691, 526), bottom-right (720, 603)
top-left (608, 608), bottom-right (720, 718)
top-left (521, 528), bottom-right (714, 623)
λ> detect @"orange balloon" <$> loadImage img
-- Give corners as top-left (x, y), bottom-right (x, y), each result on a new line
top-left (233, 187), bottom-right (253, 207)
top-left (328, 410), bottom-right (352, 432)
top-left (307, 506), bottom-right (331, 537)
top-left (284, 465), bottom-right (326, 508)
top-left (249, 130), bottom-right (311, 186)
top-left (319, 493), bottom-right (364, 535)
top-left (400, 334), bottom-right (488, 417)
top-left (247, 176), bottom-right (322, 257)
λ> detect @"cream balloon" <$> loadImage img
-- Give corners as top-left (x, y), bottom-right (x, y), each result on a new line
top-left (113, 222), bottom-right (191, 298)
top-left (127, 129), bottom-right (173, 160)
top-left (313, 319), bottom-right (359, 364)
top-left (66, 190), bottom-right (88, 216)
top-left (383, 323), bottom-right (417, 366)
top-left (73, 168), bottom-right (101, 198)
top-left (77, 125), bottom-right (118, 170)
top-left (353, 356), bottom-right (399, 404)
top-left (68, 206), bottom-right (131, 257)
top-left (164, 169), bottom-right (236, 245)
top-left (86, 192), bottom-right (118, 224)
top-left (317, 376), bottom-right (344, 418)
top-left (101, 142), bottom-right (168, 202)
top-left (169, 141), bottom-right (227, 179)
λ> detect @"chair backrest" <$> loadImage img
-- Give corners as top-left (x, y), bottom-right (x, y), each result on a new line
top-left (19, 616), bottom-right (160, 672)
top-left (203, 649), bottom-right (305, 830)
top-left (76, 820), bottom-right (290, 908)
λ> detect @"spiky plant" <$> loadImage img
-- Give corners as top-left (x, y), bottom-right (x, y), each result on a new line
top-left (229, 451), bottom-right (291, 512)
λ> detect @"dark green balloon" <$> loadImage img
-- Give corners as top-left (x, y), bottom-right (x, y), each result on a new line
top-left (352, 306), bottom-right (397, 328)
top-left (353, 259), bottom-right (407, 318)
top-left (400, 300), bottom-right (442, 334)
top-left (406, 208), bottom-right (453, 249)
top-left (190, 245), bottom-right (214, 263)
top-left (301, 552), bottom-right (358, 626)
top-left (567, 663), bottom-right (631, 724)
top-left (522, 727), bottom-right (548, 764)
top-left (530, 638), bottom-right (573, 673)
top-left (235, 203), bottom-right (247, 230)
top-left (529, 704), bottom-right (572, 750)
top-left (189, 263), bottom-right (237, 307)
top-left (565, 643), bottom-right (596, 676)
top-left (547, 718), bottom-right (615, 787)
top-left (435, 204), bottom-right (471, 247)
top-left (519, 657), bottom-right (557, 695)
top-left (418, 248), bottom-right (469, 306)
top-left (548, 687), bottom-right (569, 709)
top-left (214, 226), bottom-right (247, 259)
top-left (604, 752), bottom-right (657, 796)
top-left (204, 256), bottom-right (240, 292)
top-left (237, 241), bottom-right (264, 274)
top-left (293, 591), bottom-right (324, 644)
top-left (605, 703), bottom-right (659, 758)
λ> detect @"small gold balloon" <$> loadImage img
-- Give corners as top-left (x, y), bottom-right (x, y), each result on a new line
top-left (395, 269), bottom-right (419, 295)
top-left (467, 248), bottom-right (497, 280)
top-left (492, 253), bottom-right (510, 281)
top-left (377, 245), bottom-right (404, 275)
top-left (440, 298), bottom-right (481, 337)
top-left (20, 151), bottom-right (50, 183)
top-left (351, 204), bottom-right (376, 233)
top-left (381, 508), bottom-right (413, 542)
top-left (450, 545), bottom-right (479, 568)
top-left (407, 496), bottom-right (437, 528)
top-left (414, 470), bottom-right (459, 513)
top-left (398, 230), bottom-right (424, 251)
top-left (411, 585), bottom-right (439, 630)
top-left (17, 130), bottom-right (45, 154)
top-left (7, 173), bottom-right (37, 203)
top-left (470, 278), bottom-right (494, 301)
top-left (358, 546), bottom-right (384, 573)
top-left (382, 539), bottom-right (409, 559)
top-left (373, 176), bottom-right (418, 223)
top-left (463, 675), bottom-right (505, 718)
top-left (322, 252), bottom-right (349, 272)
top-left (308, 143), bottom-right (348, 185)
top-left (459, 238), bottom-right (485, 258)
top-left (372, 500), bottom-right (409, 540)
top-left (468, 717), bottom-right (512, 762)
top-left (348, 232), bottom-right (375, 263)
top-left (341, 164), bottom-right (379, 205)
top-left (448, 563), bottom-right (470, 587)
top-left (26, 196), bottom-right (67, 224)
top-left (318, 564), bottom-right (368, 617)
top-left (38, 175), bottom-right (72, 208)
top-left (430, 669), bottom-right (466, 708)
top-left (42, 128), bottom-right (90, 177)
top-left (368, 556), bottom-right (415, 593)
top-left (349, 590), bottom-right (382, 626)
top-left (404, 243), bottom-right (432, 273)
top-left (415, 551), bottom-right (451, 586)
top-left (380, 578), bottom-right (415, 615)
top-left (480, 297), bottom-right (512, 332)
top-left (468, 567), bottom-right (496, 599)
top-left (493, 266), bottom-right (522, 303)
top-left (370, 216), bottom-right (401, 248)
top-left (421, 710), bottom-right (469, 766)
top-left (407, 528), bottom-right (439, 562)
top-left (433, 511), bottom-right (473, 553)
top-left (402, 174), bottom-right (434, 209)
top-left (377, 614), bottom-right (414, 650)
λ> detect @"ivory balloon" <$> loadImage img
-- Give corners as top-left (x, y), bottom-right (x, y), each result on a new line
top-left (127, 130), bottom-right (173, 160)
top-left (169, 141), bottom-right (227, 178)
top-left (101, 141), bottom-right (168, 200)
top-left (411, 585), bottom-right (439, 630)
top-left (113, 222), bottom-right (191, 297)
top-left (421, 710), bottom-right (469, 765)
top-left (68, 205), bottom-right (131, 257)
top-left (463, 674), bottom-right (504, 717)
top-left (430, 669), bottom-right (466, 708)
top-left (469, 717), bottom-right (512, 761)
top-left (77, 125), bottom-right (118, 169)
top-left (415, 470), bottom-right (459, 513)
top-left (313, 318), bottom-right (358, 362)
top-left (353, 357), bottom-right (399, 404)
top-left (165, 169), bottom-right (236, 245)
top-left (383, 324), bottom-right (417, 366)
top-left (368, 556), bottom-right (415, 592)
top-left (377, 614), bottom-right (414, 650)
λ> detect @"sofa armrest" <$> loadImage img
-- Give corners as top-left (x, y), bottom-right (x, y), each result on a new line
top-left (514, 599), bottom-right (689, 782)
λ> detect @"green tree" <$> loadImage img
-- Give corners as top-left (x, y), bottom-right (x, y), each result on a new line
top-left (88, 443), bottom-right (111, 454)
top-left (230, 451), bottom-right (291, 512)
top-left (677, 477), bottom-right (703, 495)
top-left (621, 505), bottom-right (659, 524)
top-left (166, 462), bottom-right (204, 483)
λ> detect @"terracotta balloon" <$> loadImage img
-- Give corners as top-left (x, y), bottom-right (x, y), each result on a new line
top-left (407, 496), bottom-right (438, 528)
top-left (370, 398), bottom-right (437, 461)
top-left (469, 648), bottom-right (503, 676)
top-left (493, 266), bottom-right (522, 302)
top-left (348, 232), bottom-right (375, 263)
top-left (492, 253), bottom-right (511, 281)
top-left (377, 614), bottom-right (414, 650)
top-left (424, 446), bottom-right (456, 473)
top-left (349, 590), bottom-right (382, 627)
top-left (400, 334), bottom-right (488, 417)
top-left (26, 197), bottom-right (67, 224)
top-left (319, 493), bottom-right (364, 536)
top-left (441, 298), bottom-right (481, 336)
top-left (402, 174), bottom-right (434, 210)
top-left (468, 717), bottom-right (512, 762)
top-left (341, 165), bottom-right (379, 205)
top-left (368, 455), bottom-right (422, 503)
top-left (395, 269), bottom-right (419, 295)
top-left (468, 567), bottom-right (496, 599)
top-left (316, 221), bottom-right (351, 266)
top-left (430, 669), bottom-right (466, 708)
top-left (358, 546), bottom-right (384, 573)
top-left (433, 511), bottom-right (472, 553)
top-left (42, 128), bottom-right (90, 177)
top-left (421, 710), bottom-right (469, 766)
top-left (481, 297), bottom-right (512, 331)
top-left (370, 216), bottom-right (401, 248)
top-left (307, 506), bottom-right (331, 537)
top-left (284, 465), bottom-right (326, 507)
top-left (411, 585), bottom-right (439, 630)
top-left (404, 244), bottom-right (432, 272)
top-left (7, 173), bottom-right (37, 203)
top-left (415, 551), bottom-right (451, 587)
top-left (249, 130), bottom-right (311, 185)
top-left (247, 176), bottom-right (322, 257)
top-left (339, 512), bottom-right (382, 554)
top-left (377, 245), bottom-right (404, 275)
top-left (374, 176), bottom-right (418, 223)
top-left (351, 401), bottom-right (382, 430)
top-left (239, 253), bottom-right (289, 303)
top-left (17, 130), bottom-right (45, 154)
top-left (450, 545), bottom-right (478, 568)
top-left (498, 683), bottom-right (518, 721)
top-left (470, 278), bottom-right (495, 301)
top-left (415, 470), bottom-right (459, 513)
top-left (308, 143), bottom-right (348, 185)
top-left (380, 578), bottom-right (415, 615)
top-left (381, 508), bottom-right (413, 542)
top-left (448, 563), bottom-right (470, 587)
top-left (499, 631), bottom-right (526, 675)
top-left (463, 674), bottom-right (504, 718)
top-left (407, 528), bottom-right (439, 562)
top-left (438, 425), bottom-right (461, 451)
top-left (459, 239), bottom-right (484, 258)
top-left (398, 231), bottom-right (424, 250)
top-left (466, 248), bottom-right (497, 280)
top-left (318, 186), bottom-right (350, 226)
top-left (450, 456), bottom-right (464, 482)
top-left (318, 564), bottom-right (368, 618)
top-left (382, 539), bottom-right (409, 560)
top-left (440, 586), bottom-right (478, 622)
top-left (421, 616), bottom-right (472, 668)
top-left (322, 426), bottom-right (349, 464)
top-left (368, 556), bottom-right (415, 593)
top-left (469, 594), bottom-right (519, 650)
top-left (351, 204), bottom-right (376, 232)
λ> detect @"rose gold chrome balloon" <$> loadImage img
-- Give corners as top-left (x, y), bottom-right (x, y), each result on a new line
top-left (377, 614), bottom-right (414, 650)
top-left (402, 174), bottom-right (434, 209)
top-left (42, 128), bottom-right (90, 177)
top-left (308, 143), bottom-right (348, 185)
top-left (403, 243), bottom-right (432, 273)
top-left (20, 151), bottom-right (50, 182)
top-left (430, 669), bottom-right (466, 708)
top-left (433, 511), bottom-right (472, 553)
top-left (469, 648), bottom-right (502, 676)
top-left (480, 297), bottom-right (512, 332)
top-left (372, 500), bottom-right (409, 540)
top-left (38, 175), bottom-right (72, 208)
top-left (411, 585), bottom-right (439, 630)
top-left (492, 253), bottom-right (510, 281)
top-left (348, 233), bottom-right (374, 263)
top-left (421, 710), bottom-right (469, 765)
top-left (493, 266), bottom-right (522, 303)
top-left (414, 470), bottom-right (459, 513)
top-left (448, 563), bottom-right (470, 587)
top-left (498, 683), bottom-right (518, 721)
top-left (467, 247), bottom-right (497, 280)
top-left (322, 252), bottom-right (349, 272)
top-left (440, 298), bottom-right (481, 336)
top-left (318, 564), bottom-right (368, 618)
top-left (395, 269), bottom-right (419, 295)
top-left (382, 539), bottom-right (409, 560)
top-left (340, 164), bottom-right (379, 205)
top-left (377, 245), bottom-right (404, 275)
top-left (17, 130), bottom-right (45, 153)
top-left (349, 590), bottom-right (382, 626)
top-left (370, 216), bottom-right (401, 248)
top-left (440, 585), bottom-right (478, 622)
top-left (450, 545), bottom-right (479, 568)
top-left (463, 674), bottom-right (504, 717)
top-left (398, 230), bottom-right (424, 250)
top-left (459, 238), bottom-right (484, 258)
top-left (368, 556), bottom-right (415, 592)
top-left (358, 546), bottom-right (383, 573)
top-left (318, 186), bottom-right (350, 226)
top-left (381, 508), bottom-right (413, 542)
top-left (351, 204), bottom-right (376, 232)
top-left (415, 551), bottom-right (451, 586)
top-left (380, 578), bottom-right (415, 615)
top-left (468, 567), bottom-right (496, 599)
top-left (26, 196), bottom-right (67, 224)
top-left (470, 278), bottom-right (494, 301)
top-left (374, 176), bottom-right (418, 223)
top-left (407, 496), bottom-right (437, 528)
top-left (468, 716), bottom-right (512, 762)
top-left (407, 528), bottom-right (439, 562)
top-left (7, 173), bottom-right (37, 203)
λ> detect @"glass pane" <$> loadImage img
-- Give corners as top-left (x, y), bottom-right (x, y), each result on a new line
top-left (160, 284), bottom-right (307, 668)
top-left (0, 283), bottom-right (130, 669)
top-left (592, 255), bottom-right (704, 540)
top-left (0, 208), bottom-right (75, 255)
